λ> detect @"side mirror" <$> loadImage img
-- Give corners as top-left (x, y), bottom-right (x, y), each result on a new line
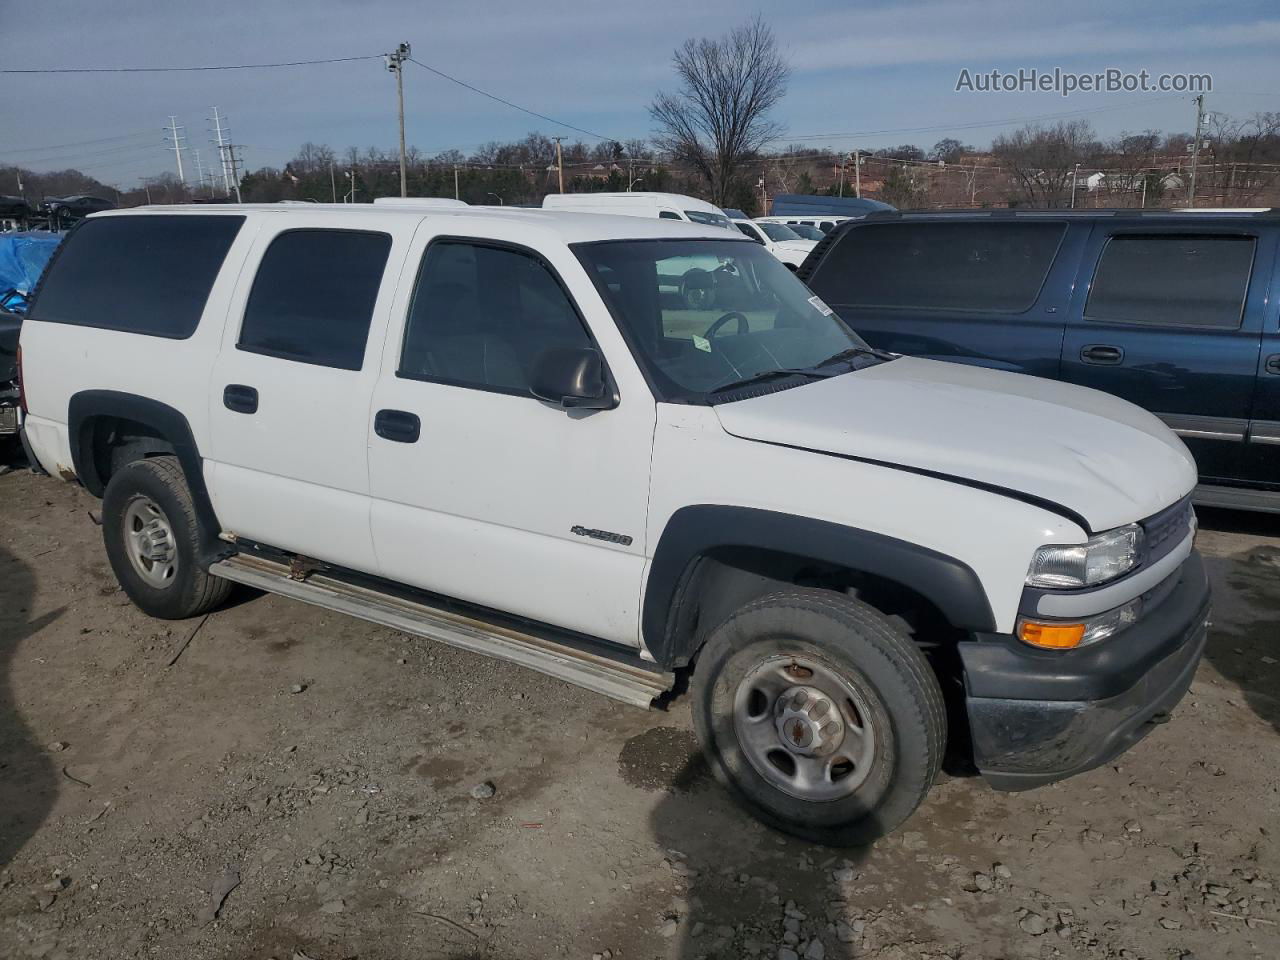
top-left (530, 347), bottom-right (615, 410)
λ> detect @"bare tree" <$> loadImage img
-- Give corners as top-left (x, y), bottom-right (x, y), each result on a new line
top-left (992, 121), bottom-right (1097, 207)
top-left (649, 17), bottom-right (790, 206)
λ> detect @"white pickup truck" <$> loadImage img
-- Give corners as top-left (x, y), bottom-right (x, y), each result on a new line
top-left (18, 203), bottom-right (1208, 845)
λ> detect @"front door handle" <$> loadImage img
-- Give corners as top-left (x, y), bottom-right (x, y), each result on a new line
top-left (223, 384), bottom-right (258, 414)
top-left (1080, 344), bottom-right (1124, 365)
top-left (374, 409), bottom-right (420, 444)
top-left (1265, 354), bottom-right (1280, 375)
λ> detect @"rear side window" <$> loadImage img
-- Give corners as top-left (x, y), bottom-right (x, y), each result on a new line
top-left (1086, 235), bottom-right (1255, 328)
top-left (239, 229), bottom-right (391, 370)
top-left (659, 211), bottom-right (683, 220)
top-left (811, 221), bottom-right (1065, 313)
top-left (30, 215), bottom-right (243, 338)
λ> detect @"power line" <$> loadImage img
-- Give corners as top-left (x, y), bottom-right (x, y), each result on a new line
top-left (406, 57), bottom-right (612, 141)
top-left (0, 131), bottom-right (155, 157)
top-left (0, 55), bottom-right (383, 74)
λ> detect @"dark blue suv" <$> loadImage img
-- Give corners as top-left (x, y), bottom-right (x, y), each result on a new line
top-left (799, 209), bottom-right (1280, 512)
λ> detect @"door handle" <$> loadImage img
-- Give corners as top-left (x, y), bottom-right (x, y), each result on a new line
top-left (374, 408), bottom-right (420, 443)
top-left (1080, 344), bottom-right (1124, 365)
top-left (223, 384), bottom-right (258, 414)
top-left (1265, 354), bottom-right (1280, 375)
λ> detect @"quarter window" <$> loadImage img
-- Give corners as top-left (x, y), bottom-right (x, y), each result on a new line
top-left (239, 229), bottom-right (391, 370)
top-left (809, 221), bottom-right (1065, 312)
top-left (30, 215), bottom-right (243, 338)
top-left (1085, 235), bottom-right (1255, 328)
top-left (398, 241), bottom-right (592, 394)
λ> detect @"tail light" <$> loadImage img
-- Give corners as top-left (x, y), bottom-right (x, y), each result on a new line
top-left (16, 342), bottom-right (27, 414)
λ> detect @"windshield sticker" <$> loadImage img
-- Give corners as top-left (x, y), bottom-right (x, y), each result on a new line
top-left (808, 295), bottom-right (834, 317)
top-left (692, 334), bottom-right (712, 353)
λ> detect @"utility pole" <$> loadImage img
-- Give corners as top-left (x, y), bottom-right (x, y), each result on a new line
top-left (330, 163), bottom-right (337, 203)
top-left (224, 144), bottom-right (243, 203)
top-left (1187, 94), bottom-right (1206, 206)
top-left (192, 149), bottom-right (205, 197)
top-left (210, 106), bottom-right (232, 196)
top-left (385, 41), bottom-right (411, 197)
top-left (165, 116), bottom-right (187, 186)
top-left (853, 149), bottom-right (861, 198)
top-left (553, 137), bottom-right (565, 193)
top-left (453, 164), bottom-right (460, 200)
top-left (838, 155), bottom-right (846, 197)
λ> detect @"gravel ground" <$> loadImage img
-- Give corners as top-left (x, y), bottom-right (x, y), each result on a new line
top-left (1, 461), bottom-right (1277, 960)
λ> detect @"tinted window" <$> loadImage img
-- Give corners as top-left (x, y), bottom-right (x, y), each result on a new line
top-left (659, 211), bottom-right (682, 220)
top-left (1086, 235), bottom-right (1255, 328)
top-left (239, 229), bottom-right (391, 370)
top-left (759, 223), bottom-right (801, 242)
top-left (810, 221), bottom-right (1065, 312)
top-left (399, 241), bottom-right (592, 394)
top-left (30, 215), bottom-right (243, 338)
top-left (735, 223), bottom-right (765, 243)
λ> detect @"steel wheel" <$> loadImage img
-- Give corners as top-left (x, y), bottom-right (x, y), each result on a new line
top-left (732, 654), bottom-right (879, 802)
top-left (122, 495), bottom-right (178, 588)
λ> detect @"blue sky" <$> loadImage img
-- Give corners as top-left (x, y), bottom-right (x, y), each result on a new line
top-left (1, 0), bottom-right (1277, 188)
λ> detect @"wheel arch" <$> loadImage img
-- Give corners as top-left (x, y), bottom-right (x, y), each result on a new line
top-left (68, 390), bottom-right (224, 558)
top-left (643, 505), bottom-right (997, 669)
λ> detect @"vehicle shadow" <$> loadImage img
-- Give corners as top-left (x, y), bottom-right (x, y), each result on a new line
top-left (0, 539), bottom-right (62, 868)
top-left (641, 731), bottom-right (869, 959)
top-left (1195, 506), bottom-right (1280, 736)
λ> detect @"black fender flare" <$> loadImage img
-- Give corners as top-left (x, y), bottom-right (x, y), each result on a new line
top-left (67, 390), bottom-right (225, 557)
top-left (642, 505), bottom-right (997, 667)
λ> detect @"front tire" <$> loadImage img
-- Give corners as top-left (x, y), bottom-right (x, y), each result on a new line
top-left (690, 588), bottom-right (945, 846)
top-left (102, 455), bottom-right (231, 619)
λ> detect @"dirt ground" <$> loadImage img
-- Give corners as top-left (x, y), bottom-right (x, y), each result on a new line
top-left (1, 459), bottom-right (1277, 960)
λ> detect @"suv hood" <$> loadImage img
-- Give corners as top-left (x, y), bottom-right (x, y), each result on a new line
top-left (713, 356), bottom-right (1196, 532)
top-left (775, 239), bottom-right (817, 255)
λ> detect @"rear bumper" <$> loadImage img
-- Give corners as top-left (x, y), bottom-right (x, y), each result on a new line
top-left (959, 551), bottom-right (1210, 791)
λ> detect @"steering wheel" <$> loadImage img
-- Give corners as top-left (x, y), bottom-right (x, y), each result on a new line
top-left (704, 311), bottom-right (750, 339)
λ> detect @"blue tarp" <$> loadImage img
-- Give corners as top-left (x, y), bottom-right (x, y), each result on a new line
top-left (0, 232), bottom-right (62, 312)
top-left (769, 194), bottom-right (896, 217)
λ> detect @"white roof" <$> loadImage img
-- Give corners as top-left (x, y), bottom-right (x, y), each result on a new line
top-left (543, 191), bottom-right (726, 214)
top-left (87, 202), bottom-right (742, 245)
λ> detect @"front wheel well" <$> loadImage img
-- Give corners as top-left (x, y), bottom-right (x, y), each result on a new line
top-left (665, 547), bottom-right (965, 671)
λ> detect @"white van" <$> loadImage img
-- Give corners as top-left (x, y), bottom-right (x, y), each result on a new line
top-left (543, 192), bottom-right (733, 229)
top-left (757, 214), bottom-right (851, 235)
top-left (729, 217), bottom-right (818, 270)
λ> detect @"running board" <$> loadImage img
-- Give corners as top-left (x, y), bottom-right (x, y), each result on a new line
top-left (209, 554), bottom-right (673, 709)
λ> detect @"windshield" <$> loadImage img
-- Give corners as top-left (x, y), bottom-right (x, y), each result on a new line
top-left (787, 223), bottom-right (825, 241)
top-left (684, 210), bottom-right (733, 229)
top-left (575, 239), bottom-right (873, 403)
top-left (758, 222), bottom-right (802, 242)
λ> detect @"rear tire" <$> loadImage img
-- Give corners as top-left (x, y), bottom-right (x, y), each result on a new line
top-left (102, 455), bottom-right (231, 619)
top-left (690, 588), bottom-right (945, 846)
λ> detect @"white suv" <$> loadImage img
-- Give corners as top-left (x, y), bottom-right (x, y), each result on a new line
top-left (728, 217), bottom-right (817, 269)
top-left (18, 204), bottom-right (1209, 845)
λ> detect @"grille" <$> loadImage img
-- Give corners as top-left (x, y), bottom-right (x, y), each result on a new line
top-left (1142, 496), bottom-right (1194, 564)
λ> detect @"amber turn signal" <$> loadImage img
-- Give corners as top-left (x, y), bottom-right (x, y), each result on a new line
top-left (1018, 620), bottom-right (1086, 649)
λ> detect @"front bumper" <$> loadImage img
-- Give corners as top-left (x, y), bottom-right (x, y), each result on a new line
top-left (959, 550), bottom-right (1210, 791)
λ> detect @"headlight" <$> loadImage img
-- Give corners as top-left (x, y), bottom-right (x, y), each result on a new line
top-left (1026, 523), bottom-right (1143, 589)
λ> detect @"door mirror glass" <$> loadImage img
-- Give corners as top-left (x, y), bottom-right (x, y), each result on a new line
top-left (530, 347), bottom-right (615, 409)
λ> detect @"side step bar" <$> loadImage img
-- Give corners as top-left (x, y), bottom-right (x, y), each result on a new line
top-left (209, 554), bottom-right (673, 709)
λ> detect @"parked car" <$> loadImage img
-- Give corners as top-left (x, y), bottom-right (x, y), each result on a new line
top-left (758, 213), bottom-right (852, 235)
top-left (42, 195), bottom-right (115, 224)
top-left (799, 208), bottom-right (1280, 513)
top-left (543, 191), bottom-right (734, 229)
top-left (20, 204), bottom-right (1206, 844)
top-left (729, 217), bottom-right (817, 269)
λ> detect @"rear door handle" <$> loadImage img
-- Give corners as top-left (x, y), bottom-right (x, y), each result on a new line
top-left (1265, 354), bottom-right (1280, 375)
top-left (223, 384), bottom-right (258, 414)
top-left (374, 409), bottom-right (420, 444)
top-left (1080, 344), bottom-right (1124, 365)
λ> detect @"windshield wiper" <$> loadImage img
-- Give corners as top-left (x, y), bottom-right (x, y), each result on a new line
top-left (815, 345), bottom-right (897, 367)
top-left (707, 366), bottom-right (838, 396)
